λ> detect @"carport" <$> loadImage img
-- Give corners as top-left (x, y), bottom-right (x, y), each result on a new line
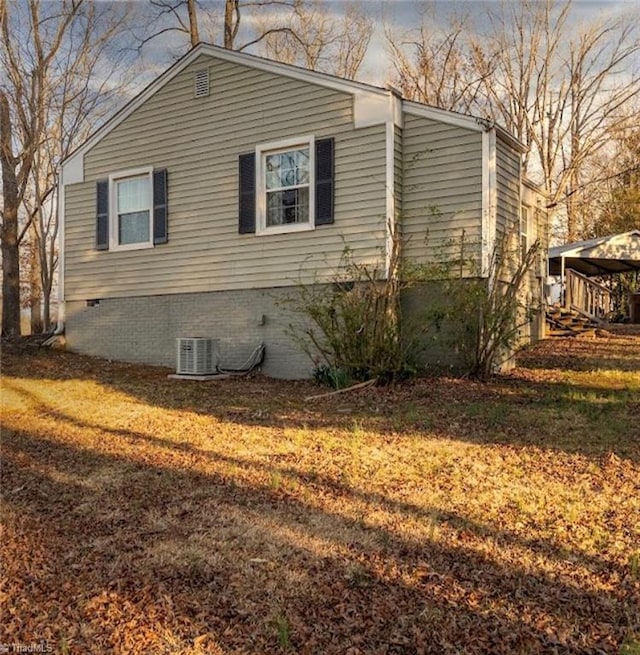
top-left (548, 230), bottom-right (640, 322)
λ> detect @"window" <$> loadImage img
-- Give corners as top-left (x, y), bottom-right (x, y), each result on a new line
top-left (256, 136), bottom-right (315, 234)
top-left (110, 168), bottom-right (153, 250)
top-left (96, 167), bottom-right (168, 251)
top-left (265, 148), bottom-right (310, 226)
top-left (238, 137), bottom-right (333, 235)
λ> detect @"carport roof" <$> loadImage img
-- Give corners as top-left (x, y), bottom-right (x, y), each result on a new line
top-left (548, 230), bottom-right (640, 276)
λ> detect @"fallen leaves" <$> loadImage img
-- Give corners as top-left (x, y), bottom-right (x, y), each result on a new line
top-left (1, 335), bottom-right (639, 653)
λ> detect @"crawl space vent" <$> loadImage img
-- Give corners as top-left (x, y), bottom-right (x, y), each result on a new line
top-left (194, 69), bottom-right (210, 98)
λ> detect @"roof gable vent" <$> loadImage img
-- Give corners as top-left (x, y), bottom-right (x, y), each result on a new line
top-left (194, 69), bottom-right (210, 98)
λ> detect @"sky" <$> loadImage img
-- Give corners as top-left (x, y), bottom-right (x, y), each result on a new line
top-left (355, 0), bottom-right (640, 84)
top-left (133, 0), bottom-right (640, 87)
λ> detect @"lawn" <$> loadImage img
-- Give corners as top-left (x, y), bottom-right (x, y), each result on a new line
top-left (1, 332), bottom-right (639, 654)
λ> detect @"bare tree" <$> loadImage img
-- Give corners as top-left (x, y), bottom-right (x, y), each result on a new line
top-left (28, 238), bottom-right (43, 333)
top-left (138, 0), bottom-right (301, 55)
top-left (580, 114), bottom-right (640, 237)
top-left (386, 1), bottom-right (640, 241)
top-left (259, 0), bottom-right (373, 79)
top-left (1, 0), bottom-right (132, 334)
top-left (474, 0), bottom-right (640, 240)
top-left (386, 9), bottom-right (489, 113)
top-left (224, 0), bottom-right (239, 49)
top-left (139, 0), bottom-right (202, 49)
top-left (560, 16), bottom-right (640, 238)
top-left (0, 0), bottom-right (82, 336)
top-left (137, 0), bottom-right (372, 79)
top-left (332, 3), bottom-right (373, 80)
top-left (471, 1), bottom-right (572, 173)
top-left (0, 88), bottom-right (24, 336)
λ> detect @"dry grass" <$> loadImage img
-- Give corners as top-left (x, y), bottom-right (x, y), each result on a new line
top-left (1, 334), bottom-right (639, 654)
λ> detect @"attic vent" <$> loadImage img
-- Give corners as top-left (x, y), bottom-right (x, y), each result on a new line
top-left (194, 69), bottom-right (210, 98)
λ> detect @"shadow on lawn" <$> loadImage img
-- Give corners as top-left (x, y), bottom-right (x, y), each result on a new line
top-left (2, 424), bottom-right (637, 655)
top-left (4, 381), bottom-right (627, 582)
top-left (3, 342), bottom-right (639, 462)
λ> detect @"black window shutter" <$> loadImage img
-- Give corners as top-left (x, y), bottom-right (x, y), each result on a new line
top-left (96, 179), bottom-right (109, 250)
top-left (153, 168), bottom-right (168, 244)
top-left (315, 137), bottom-right (334, 225)
top-left (239, 153), bottom-right (256, 234)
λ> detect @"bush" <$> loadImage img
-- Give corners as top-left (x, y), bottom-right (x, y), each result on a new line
top-left (286, 234), bottom-right (421, 388)
top-left (426, 232), bottom-right (542, 380)
top-left (287, 226), bottom-right (541, 386)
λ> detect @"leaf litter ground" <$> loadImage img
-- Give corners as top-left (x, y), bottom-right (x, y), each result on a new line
top-left (1, 330), bottom-right (639, 654)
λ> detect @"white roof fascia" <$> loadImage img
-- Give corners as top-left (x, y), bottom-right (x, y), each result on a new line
top-left (198, 43), bottom-right (388, 96)
top-left (404, 101), bottom-right (527, 154)
top-left (495, 125), bottom-right (528, 154)
top-left (61, 43), bottom-right (395, 183)
top-left (549, 230), bottom-right (640, 258)
top-left (403, 100), bottom-right (485, 133)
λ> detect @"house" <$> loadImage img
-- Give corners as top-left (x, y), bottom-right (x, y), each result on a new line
top-left (59, 43), bottom-right (548, 378)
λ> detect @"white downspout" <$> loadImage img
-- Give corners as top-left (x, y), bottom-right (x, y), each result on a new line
top-left (47, 151), bottom-right (82, 342)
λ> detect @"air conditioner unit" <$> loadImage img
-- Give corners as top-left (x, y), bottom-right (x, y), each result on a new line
top-left (176, 337), bottom-right (219, 375)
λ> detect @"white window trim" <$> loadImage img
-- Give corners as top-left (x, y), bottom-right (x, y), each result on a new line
top-left (108, 166), bottom-right (154, 251)
top-left (255, 135), bottom-right (315, 236)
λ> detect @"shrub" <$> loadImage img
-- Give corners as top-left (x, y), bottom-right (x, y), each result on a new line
top-left (287, 225), bottom-right (541, 385)
top-left (286, 232), bottom-right (422, 387)
top-left (426, 232), bottom-right (542, 380)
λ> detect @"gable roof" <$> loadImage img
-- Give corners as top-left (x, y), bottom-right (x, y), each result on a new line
top-left (61, 42), bottom-right (526, 183)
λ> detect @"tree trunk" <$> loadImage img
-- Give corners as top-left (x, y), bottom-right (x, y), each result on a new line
top-left (41, 235), bottom-right (54, 332)
top-left (187, 0), bottom-right (199, 46)
top-left (224, 0), bottom-right (237, 49)
top-left (29, 239), bottom-right (43, 333)
top-left (1, 228), bottom-right (21, 337)
top-left (0, 91), bottom-right (21, 337)
top-left (41, 253), bottom-right (53, 332)
top-left (42, 291), bottom-right (51, 333)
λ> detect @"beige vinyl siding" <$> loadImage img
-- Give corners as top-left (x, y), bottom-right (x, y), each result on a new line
top-left (401, 113), bottom-right (483, 268)
top-left (522, 183), bottom-right (549, 254)
top-left (64, 55), bottom-right (387, 301)
top-left (492, 135), bottom-right (523, 285)
top-left (523, 182), bottom-right (550, 282)
top-left (496, 134), bottom-right (521, 239)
